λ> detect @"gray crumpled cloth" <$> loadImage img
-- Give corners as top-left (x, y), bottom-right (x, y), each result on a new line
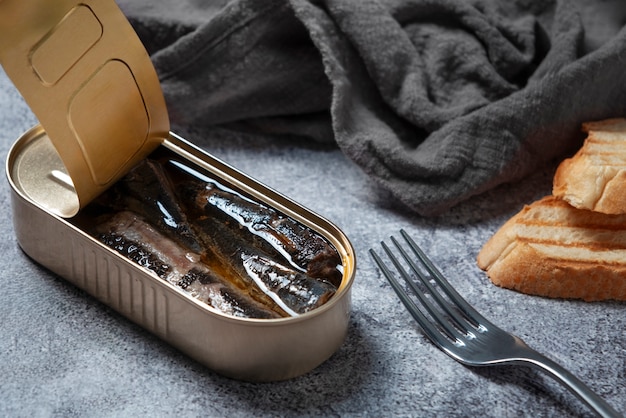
top-left (118, 0), bottom-right (626, 215)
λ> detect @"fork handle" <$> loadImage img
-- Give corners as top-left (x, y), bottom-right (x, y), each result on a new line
top-left (521, 349), bottom-right (622, 418)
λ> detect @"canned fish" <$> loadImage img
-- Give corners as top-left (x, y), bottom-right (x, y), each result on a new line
top-left (6, 125), bottom-right (356, 381)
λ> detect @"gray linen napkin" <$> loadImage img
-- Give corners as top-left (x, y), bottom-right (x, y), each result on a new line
top-left (118, 0), bottom-right (626, 215)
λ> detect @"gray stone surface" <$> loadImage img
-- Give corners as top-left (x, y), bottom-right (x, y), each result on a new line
top-left (0, 69), bottom-right (624, 417)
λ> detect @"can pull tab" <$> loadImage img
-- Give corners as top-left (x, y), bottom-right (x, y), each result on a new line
top-left (0, 0), bottom-right (170, 217)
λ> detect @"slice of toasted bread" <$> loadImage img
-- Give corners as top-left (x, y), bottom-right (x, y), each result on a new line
top-left (553, 118), bottom-right (626, 215)
top-left (477, 195), bottom-right (626, 301)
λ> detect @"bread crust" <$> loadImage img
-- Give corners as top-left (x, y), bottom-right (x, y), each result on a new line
top-left (484, 241), bottom-right (626, 301)
top-left (553, 118), bottom-right (626, 215)
top-left (477, 195), bottom-right (626, 301)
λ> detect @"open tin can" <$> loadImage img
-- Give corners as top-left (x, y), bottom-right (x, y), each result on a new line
top-left (7, 125), bottom-right (356, 382)
top-left (2, 0), bottom-right (355, 382)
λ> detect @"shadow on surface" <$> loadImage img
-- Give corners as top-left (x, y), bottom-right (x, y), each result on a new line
top-left (190, 318), bottom-right (376, 416)
top-left (469, 364), bottom-right (596, 418)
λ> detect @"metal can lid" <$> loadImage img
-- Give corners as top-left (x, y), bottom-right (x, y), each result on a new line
top-left (0, 0), bottom-right (169, 217)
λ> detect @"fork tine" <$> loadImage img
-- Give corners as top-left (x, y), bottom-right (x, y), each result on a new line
top-left (388, 235), bottom-right (471, 338)
top-left (399, 229), bottom-right (493, 330)
top-left (369, 247), bottom-right (457, 349)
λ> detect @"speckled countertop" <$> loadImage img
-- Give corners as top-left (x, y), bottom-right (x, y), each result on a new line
top-left (1, 69), bottom-right (624, 417)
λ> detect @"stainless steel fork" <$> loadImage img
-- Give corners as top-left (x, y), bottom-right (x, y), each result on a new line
top-left (370, 230), bottom-right (622, 418)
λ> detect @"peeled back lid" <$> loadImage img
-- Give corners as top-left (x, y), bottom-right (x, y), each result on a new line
top-left (0, 0), bottom-right (170, 217)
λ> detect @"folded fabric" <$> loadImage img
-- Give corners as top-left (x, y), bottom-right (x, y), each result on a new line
top-left (118, 0), bottom-right (626, 215)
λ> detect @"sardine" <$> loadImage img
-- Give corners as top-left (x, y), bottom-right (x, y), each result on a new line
top-left (188, 182), bottom-right (342, 287)
top-left (190, 215), bottom-right (337, 315)
top-left (103, 159), bottom-right (203, 254)
top-left (95, 211), bottom-right (284, 319)
top-left (241, 253), bottom-right (336, 315)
